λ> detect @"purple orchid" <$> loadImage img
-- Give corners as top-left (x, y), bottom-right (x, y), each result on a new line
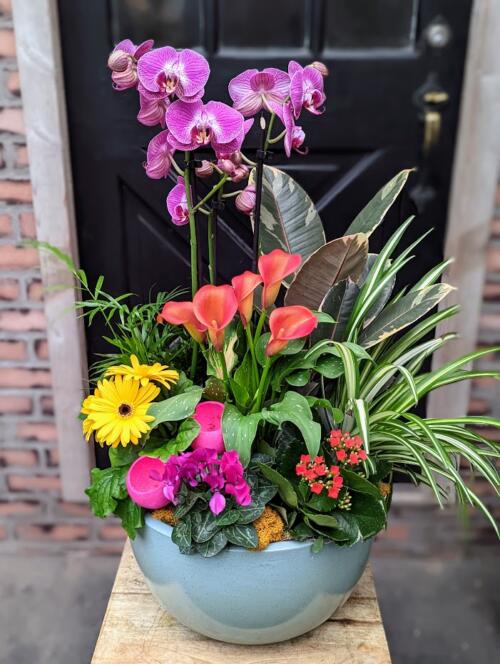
top-left (166, 177), bottom-right (190, 225)
top-left (108, 38), bottom-right (154, 91)
top-left (274, 102), bottom-right (307, 157)
top-left (137, 83), bottom-right (170, 127)
top-left (166, 100), bottom-right (250, 157)
top-left (217, 152), bottom-right (249, 182)
top-left (288, 60), bottom-right (326, 118)
top-left (144, 130), bottom-right (173, 179)
top-left (137, 46), bottom-right (209, 102)
top-left (228, 68), bottom-right (290, 117)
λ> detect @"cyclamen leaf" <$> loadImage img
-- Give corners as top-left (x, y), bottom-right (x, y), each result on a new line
top-left (191, 510), bottom-right (220, 543)
top-left (345, 169), bottom-right (414, 237)
top-left (224, 524), bottom-right (259, 549)
top-left (196, 531), bottom-right (228, 557)
top-left (148, 387), bottom-right (203, 425)
top-left (215, 510), bottom-right (241, 527)
top-left (114, 498), bottom-right (144, 540)
top-left (358, 283), bottom-right (455, 348)
top-left (237, 503), bottom-right (266, 524)
top-left (285, 233), bottom-right (368, 309)
top-left (249, 165), bottom-right (326, 275)
top-left (172, 517), bottom-right (192, 550)
top-left (85, 466), bottom-right (128, 519)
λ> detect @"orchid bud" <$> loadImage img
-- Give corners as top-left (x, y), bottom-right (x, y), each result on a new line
top-left (217, 158), bottom-right (236, 176)
top-left (309, 61), bottom-right (329, 77)
top-left (235, 185), bottom-right (256, 215)
top-left (195, 160), bottom-right (214, 178)
top-left (111, 65), bottom-right (138, 90)
top-left (231, 165), bottom-right (249, 183)
top-left (108, 49), bottom-right (133, 72)
top-left (231, 151), bottom-right (243, 166)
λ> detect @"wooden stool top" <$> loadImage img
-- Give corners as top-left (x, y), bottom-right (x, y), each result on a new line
top-left (92, 540), bottom-right (391, 663)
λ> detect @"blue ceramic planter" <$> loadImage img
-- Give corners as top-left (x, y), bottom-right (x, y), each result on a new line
top-left (131, 514), bottom-right (371, 644)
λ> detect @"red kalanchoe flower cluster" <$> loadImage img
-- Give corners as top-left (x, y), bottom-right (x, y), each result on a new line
top-left (295, 454), bottom-right (344, 499)
top-left (329, 430), bottom-right (368, 466)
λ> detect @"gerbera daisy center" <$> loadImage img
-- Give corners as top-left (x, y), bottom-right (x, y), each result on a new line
top-left (118, 402), bottom-right (133, 417)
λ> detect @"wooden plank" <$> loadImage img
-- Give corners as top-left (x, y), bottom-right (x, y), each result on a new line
top-left (92, 542), bottom-right (391, 664)
top-left (12, 0), bottom-right (92, 500)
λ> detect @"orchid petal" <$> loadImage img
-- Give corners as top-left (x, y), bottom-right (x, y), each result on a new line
top-left (228, 68), bottom-right (259, 105)
top-left (205, 100), bottom-right (244, 144)
top-left (137, 45), bottom-right (178, 92)
top-left (114, 39), bottom-right (135, 55)
top-left (166, 177), bottom-right (189, 226)
top-left (166, 99), bottom-right (201, 144)
top-left (137, 94), bottom-right (168, 128)
top-left (145, 130), bottom-right (172, 179)
top-left (177, 48), bottom-right (210, 99)
top-left (262, 68), bottom-right (290, 99)
top-left (289, 70), bottom-right (304, 119)
top-left (288, 60), bottom-right (303, 77)
top-left (134, 39), bottom-right (154, 59)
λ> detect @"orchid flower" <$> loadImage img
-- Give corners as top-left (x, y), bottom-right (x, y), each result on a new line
top-left (235, 185), bottom-right (256, 215)
top-left (274, 102), bottom-right (307, 157)
top-left (137, 83), bottom-right (170, 127)
top-left (108, 39), bottom-right (154, 90)
top-left (160, 300), bottom-right (207, 344)
top-left (217, 152), bottom-right (249, 182)
top-left (228, 68), bottom-right (290, 117)
top-left (137, 46), bottom-right (209, 102)
top-left (231, 270), bottom-right (263, 327)
top-left (266, 305), bottom-right (318, 356)
top-left (258, 249), bottom-right (302, 309)
top-left (166, 177), bottom-right (190, 225)
top-left (288, 60), bottom-right (326, 118)
top-left (166, 100), bottom-right (250, 158)
top-left (193, 284), bottom-right (238, 351)
top-left (144, 130), bottom-right (173, 179)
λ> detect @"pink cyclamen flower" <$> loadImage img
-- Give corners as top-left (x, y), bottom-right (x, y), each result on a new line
top-left (288, 60), bottom-right (326, 118)
top-left (228, 68), bottom-right (290, 117)
top-left (137, 46), bottom-right (209, 102)
top-left (166, 177), bottom-right (190, 225)
top-left (274, 102), bottom-right (307, 157)
top-left (108, 39), bottom-right (154, 90)
top-left (235, 185), bottom-right (256, 215)
top-left (166, 100), bottom-right (248, 158)
top-left (209, 491), bottom-right (226, 515)
top-left (144, 130), bottom-right (173, 179)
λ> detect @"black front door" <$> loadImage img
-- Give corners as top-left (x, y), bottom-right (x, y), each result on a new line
top-left (58, 0), bottom-right (471, 365)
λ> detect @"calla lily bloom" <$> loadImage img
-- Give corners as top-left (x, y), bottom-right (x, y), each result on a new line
top-left (193, 285), bottom-right (238, 351)
top-left (231, 271), bottom-right (263, 327)
top-left (144, 130), bottom-right (173, 179)
top-left (166, 177), bottom-right (190, 225)
top-left (160, 300), bottom-right (207, 344)
top-left (108, 39), bottom-right (154, 90)
top-left (266, 305), bottom-right (318, 356)
top-left (288, 60), bottom-right (326, 118)
top-left (137, 46), bottom-right (209, 101)
top-left (228, 68), bottom-right (290, 117)
top-left (166, 100), bottom-right (247, 157)
top-left (258, 249), bottom-right (302, 309)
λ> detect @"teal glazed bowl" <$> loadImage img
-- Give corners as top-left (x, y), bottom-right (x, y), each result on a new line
top-left (132, 515), bottom-right (371, 645)
top-left (131, 515), bottom-right (371, 645)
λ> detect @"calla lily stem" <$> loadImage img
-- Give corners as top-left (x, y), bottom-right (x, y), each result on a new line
top-left (252, 356), bottom-right (272, 413)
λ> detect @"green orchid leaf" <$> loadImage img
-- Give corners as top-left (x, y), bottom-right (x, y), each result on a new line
top-left (249, 165), bottom-right (326, 274)
top-left (285, 233), bottom-right (368, 308)
top-left (345, 169), bottom-right (414, 237)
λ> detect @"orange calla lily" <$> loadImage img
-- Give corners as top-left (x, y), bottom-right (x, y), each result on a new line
top-left (231, 271), bottom-right (263, 327)
top-left (160, 300), bottom-right (207, 344)
top-left (193, 284), bottom-right (238, 351)
top-left (266, 305), bottom-right (318, 356)
top-left (258, 249), bottom-right (302, 309)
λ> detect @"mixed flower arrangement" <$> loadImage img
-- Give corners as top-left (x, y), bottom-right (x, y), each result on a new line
top-left (58, 39), bottom-right (500, 556)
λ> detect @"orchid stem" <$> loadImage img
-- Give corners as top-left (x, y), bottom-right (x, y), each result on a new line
top-left (183, 151), bottom-right (198, 297)
top-left (192, 175), bottom-right (228, 213)
top-left (264, 112), bottom-right (276, 151)
top-left (188, 158), bottom-right (204, 286)
top-left (252, 113), bottom-right (267, 272)
top-left (170, 157), bottom-right (185, 177)
top-left (268, 129), bottom-right (286, 144)
top-left (207, 211), bottom-right (216, 284)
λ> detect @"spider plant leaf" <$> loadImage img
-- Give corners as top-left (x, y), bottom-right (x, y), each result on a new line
top-left (344, 168), bottom-right (414, 237)
top-left (249, 165), bottom-right (325, 274)
top-left (285, 233), bottom-right (368, 308)
top-left (358, 283), bottom-right (455, 348)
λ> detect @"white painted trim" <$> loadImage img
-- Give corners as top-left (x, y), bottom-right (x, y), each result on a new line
top-left (427, 0), bottom-right (500, 421)
top-left (12, 0), bottom-right (92, 501)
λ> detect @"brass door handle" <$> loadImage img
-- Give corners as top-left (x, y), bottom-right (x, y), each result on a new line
top-left (421, 90), bottom-right (449, 154)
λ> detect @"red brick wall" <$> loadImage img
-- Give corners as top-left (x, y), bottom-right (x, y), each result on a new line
top-left (0, 4), bottom-right (124, 553)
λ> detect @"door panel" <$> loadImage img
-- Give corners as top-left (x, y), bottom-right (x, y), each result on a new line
top-left (58, 0), bottom-right (471, 363)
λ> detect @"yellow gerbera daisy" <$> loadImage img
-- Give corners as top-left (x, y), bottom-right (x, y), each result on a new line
top-left (105, 354), bottom-right (179, 389)
top-left (81, 376), bottom-right (160, 447)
